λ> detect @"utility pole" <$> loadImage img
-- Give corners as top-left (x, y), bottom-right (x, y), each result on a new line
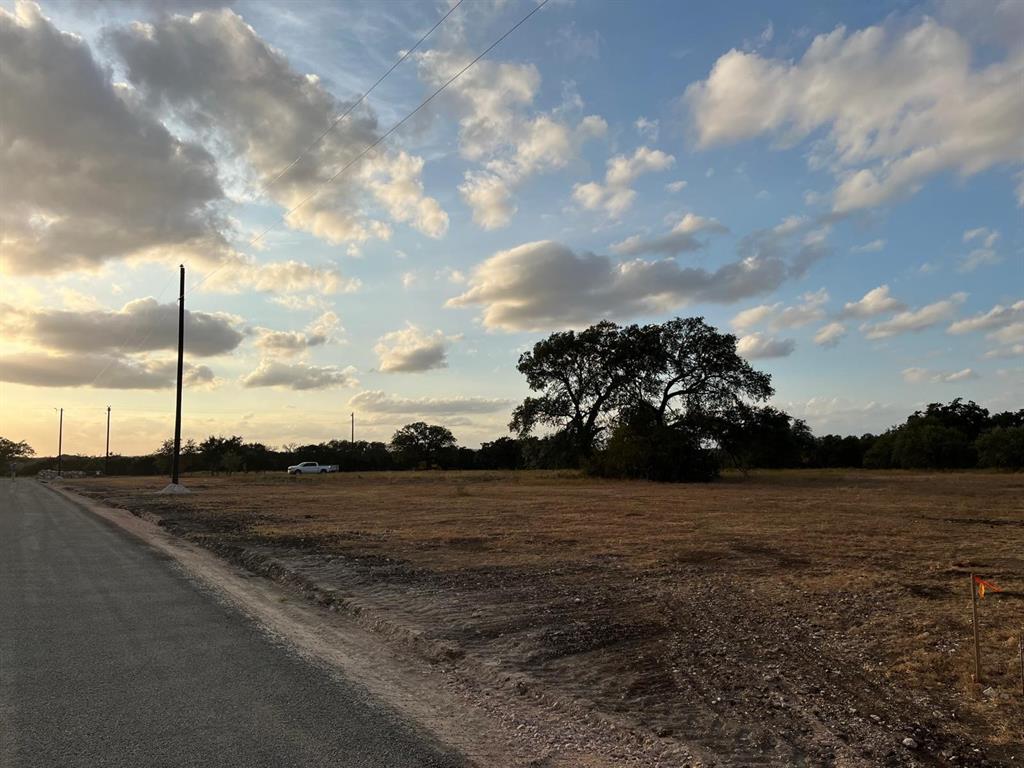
top-left (56, 407), bottom-right (63, 477)
top-left (351, 412), bottom-right (355, 443)
top-left (171, 265), bottom-right (185, 485)
top-left (105, 406), bottom-right (111, 475)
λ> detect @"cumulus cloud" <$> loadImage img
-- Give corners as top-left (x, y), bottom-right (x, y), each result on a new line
top-left (731, 288), bottom-right (828, 331)
top-left (417, 49), bottom-right (604, 229)
top-left (109, 7), bottom-right (447, 248)
top-left (0, 2), bottom-right (227, 275)
top-left (841, 285), bottom-right (905, 318)
top-left (573, 146), bottom-right (675, 217)
top-left (684, 19), bottom-right (1024, 212)
top-left (0, 351), bottom-right (214, 389)
top-left (374, 325), bottom-right (452, 373)
top-left (241, 360), bottom-right (358, 390)
top-left (450, 218), bottom-right (829, 331)
top-left (948, 300), bottom-right (1024, 356)
top-left (202, 257), bottom-right (360, 296)
top-left (348, 390), bottom-right (511, 415)
top-left (736, 333), bottom-right (795, 359)
top-left (862, 293), bottom-right (966, 339)
top-left (665, 180), bottom-right (688, 193)
top-left (814, 322), bottom-right (847, 348)
top-left (947, 300), bottom-right (1024, 334)
top-left (0, 298), bottom-right (244, 357)
top-left (254, 312), bottom-right (341, 357)
top-left (902, 367), bottom-right (979, 384)
top-left (610, 213), bottom-right (728, 257)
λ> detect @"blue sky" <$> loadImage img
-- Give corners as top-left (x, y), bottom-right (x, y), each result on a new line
top-left (1, 0), bottom-right (1021, 455)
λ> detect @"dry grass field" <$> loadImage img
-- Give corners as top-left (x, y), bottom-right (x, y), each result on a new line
top-left (65, 470), bottom-right (1023, 766)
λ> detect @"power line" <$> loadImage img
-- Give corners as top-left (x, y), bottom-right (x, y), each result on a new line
top-left (190, 0), bottom-right (551, 294)
top-left (261, 0), bottom-right (465, 192)
top-left (90, 2), bottom-right (466, 385)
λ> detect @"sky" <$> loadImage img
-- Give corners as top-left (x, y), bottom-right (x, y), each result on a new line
top-left (1, 0), bottom-right (1021, 457)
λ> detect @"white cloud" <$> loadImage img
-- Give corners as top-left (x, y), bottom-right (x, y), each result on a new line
top-left (0, 298), bottom-right (244, 357)
top-left (635, 116), bottom-right (660, 141)
top-left (665, 180), bottom-right (688, 193)
top-left (841, 285), bottom-right (905, 318)
top-left (736, 333), bottom-right (795, 359)
top-left (417, 49), bottom-right (604, 229)
top-left (610, 213), bottom-right (727, 257)
top-left (254, 311), bottom-right (341, 357)
top-left (348, 390), bottom-right (511, 415)
top-left (814, 322), bottom-right (847, 348)
top-left (958, 248), bottom-right (1002, 272)
top-left (374, 325), bottom-right (452, 373)
top-left (851, 239), bottom-right (886, 253)
top-left (0, 3), bottom-right (228, 275)
top-left (862, 293), bottom-right (966, 339)
top-left (963, 227), bottom-right (1000, 249)
top-left (0, 351), bottom-right (214, 390)
top-left (684, 19), bottom-right (1024, 212)
top-left (782, 396), bottom-right (904, 435)
top-left (731, 304), bottom-right (780, 331)
top-left (573, 147), bottom-right (675, 217)
top-left (203, 256), bottom-right (360, 296)
top-left (731, 288), bottom-right (829, 331)
top-left (902, 367), bottom-right (979, 384)
top-left (110, 7), bottom-right (448, 248)
top-left (241, 360), bottom-right (358, 390)
top-left (949, 301), bottom-right (1024, 356)
top-left (448, 225), bottom-right (828, 331)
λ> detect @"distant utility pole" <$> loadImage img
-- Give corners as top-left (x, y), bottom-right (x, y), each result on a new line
top-left (55, 407), bottom-right (63, 477)
top-left (351, 412), bottom-right (355, 443)
top-left (105, 406), bottom-right (111, 475)
top-left (170, 265), bottom-right (185, 485)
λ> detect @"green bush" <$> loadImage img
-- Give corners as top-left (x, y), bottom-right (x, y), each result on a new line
top-left (591, 419), bottom-right (719, 483)
top-left (890, 421), bottom-right (974, 469)
top-left (975, 427), bottom-right (1024, 469)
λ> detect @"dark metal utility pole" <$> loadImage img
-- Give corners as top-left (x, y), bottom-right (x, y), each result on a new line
top-left (351, 412), bottom-right (354, 443)
top-left (56, 407), bottom-right (63, 477)
top-left (171, 265), bottom-right (185, 485)
top-left (105, 406), bottom-right (111, 475)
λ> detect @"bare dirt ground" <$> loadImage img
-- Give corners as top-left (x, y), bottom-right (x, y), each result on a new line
top-left (64, 470), bottom-right (1023, 767)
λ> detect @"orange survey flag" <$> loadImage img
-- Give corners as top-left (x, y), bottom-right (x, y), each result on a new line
top-left (973, 575), bottom-right (1002, 599)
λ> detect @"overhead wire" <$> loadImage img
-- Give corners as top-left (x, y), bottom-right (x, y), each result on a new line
top-left (89, 0), bottom-right (472, 386)
top-left (189, 0), bottom-right (551, 294)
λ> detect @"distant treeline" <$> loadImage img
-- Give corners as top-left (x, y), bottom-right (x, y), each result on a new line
top-left (4, 316), bottom-right (1021, 481)
top-left (8, 398), bottom-right (1022, 479)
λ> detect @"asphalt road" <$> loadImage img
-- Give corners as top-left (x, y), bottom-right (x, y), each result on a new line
top-left (0, 479), bottom-right (465, 768)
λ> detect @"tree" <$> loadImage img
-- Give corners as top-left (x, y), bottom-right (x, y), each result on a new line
top-left (975, 427), bottom-right (1024, 469)
top-left (390, 422), bottom-right (456, 468)
top-left (650, 317), bottom-right (774, 428)
top-left (477, 437), bottom-right (523, 470)
top-left (511, 321), bottom-right (662, 461)
top-left (0, 437), bottom-right (35, 463)
top-left (710, 405), bottom-right (814, 470)
top-left (198, 435), bottom-right (243, 473)
top-left (912, 399), bottom-right (989, 442)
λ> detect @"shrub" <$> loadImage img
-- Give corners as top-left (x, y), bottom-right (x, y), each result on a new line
top-left (591, 419), bottom-right (719, 483)
top-left (975, 427), bottom-right (1024, 469)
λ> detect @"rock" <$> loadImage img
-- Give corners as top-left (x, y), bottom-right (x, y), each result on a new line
top-left (902, 738), bottom-right (918, 750)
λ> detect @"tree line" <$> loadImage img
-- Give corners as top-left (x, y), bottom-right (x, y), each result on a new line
top-left (3, 317), bottom-right (1021, 479)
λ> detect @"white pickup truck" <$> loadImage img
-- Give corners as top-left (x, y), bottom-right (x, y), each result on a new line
top-left (286, 461), bottom-right (339, 475)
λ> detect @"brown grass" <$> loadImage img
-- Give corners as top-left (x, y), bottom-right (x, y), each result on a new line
top-left (67, 469), bottom-right (1024, 765)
